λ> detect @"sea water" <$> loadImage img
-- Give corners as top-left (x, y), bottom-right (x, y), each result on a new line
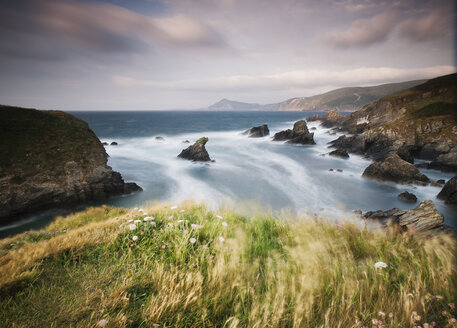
top-left (1, 110), bottom-right (456, 238)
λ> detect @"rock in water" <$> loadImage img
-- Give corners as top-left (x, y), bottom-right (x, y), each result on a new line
top-left (110, 141), bottom-right (118, 145)
top-left (243, 124), bottom-right (269, 137)
top-left (321, 110), bottom-right (346, 128)
top-left (437, 175), bottom-right (457, 204)
top-left (273, 120), bottom-right (315, 145)
top-left (329, 148), bottom-right (349, 159)
top-left (306, 114), bottom-right (320, 122)
top-left (178, 137), bottom-right (211, 161)
top-left (363, 200), bottom-right (446, 238)
top-left (0, 105), bottom-right (141, 222)
top-left (398, 191), bottom-right (417, 202)
top-left (362, 155), bottom-right (430, 185)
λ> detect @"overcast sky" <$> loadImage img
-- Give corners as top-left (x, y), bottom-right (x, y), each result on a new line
top-left (0, 0), bottom-right (455, 110)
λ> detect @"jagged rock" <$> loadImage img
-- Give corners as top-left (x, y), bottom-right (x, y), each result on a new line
top-left (273, 120), bottom-right (315, 145)
top-left (102, 142), bottom-right (108, 146)
top-left (0, 105), bottom-right (142, 223)
top-left (437, 175), bottom-right (457, 204)
top-left (110, 141), bottom-right (118, 145)
top-left (363, 200), bottom-right (446, 238)
top-left (183, 140), bottom-right (190, 143)
top-left (243, 124), bottom-right (269, 137)
top-left (337, 169), bottom-right (343, 172)
top-left (430, 146), bottom-right (457, 172)
top-left (329, 169), bottom-right (334, 171)
top-left (437, 179), bottom-right (445, 184)
top-left (306, 114), bottom-right (320, 122)
top-left (362, 155), bottom-right (430, 185)
top-left (155, 136), bottom-right (164, 141)
top-left (321, 110), bottom-right (346, 128)
top-left (310, 127), bottom-right (317, 130)
top-left (329, 148), bottom-right (349, 159)
top-left (178, 137), bottom-right (211, 161)
top-left (398, 191), bottom-right (417, 202)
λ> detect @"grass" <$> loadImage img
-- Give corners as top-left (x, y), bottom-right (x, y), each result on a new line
top-left (0, 203), bottom-right (456, 327)
top-left (409, 102), bottom-right (457, 120)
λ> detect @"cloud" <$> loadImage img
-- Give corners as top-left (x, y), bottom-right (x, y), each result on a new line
top-left (323, 10), bottom-right (397, 48)
top-left (0, 0), bottom-right (227, 61)
top-left (114, 65), bottom-right (456, 92)
top-left (397, 8), bottom-right (453, 42)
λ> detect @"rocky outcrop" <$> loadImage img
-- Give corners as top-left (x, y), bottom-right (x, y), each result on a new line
top-left (178, 137), bottom-right (212, 161)
top-left (362, 155), bottom-right (430, 185)
top-left (437, 175), bottom-right (457, 204)
top-left (243, 124), bottom-right (269, 137)
top-left (363, 200), bottom-right (448, 238)
top-left (329, 148), bottom-right (349, 159)
top-left (306, 114), bottom-right (320, 122)
top-left (110, 141), bottom-right (118, 146)
top-left (328, 74), bottom-right (457, 172)
top-left (0, 105), bottom-right (141, 223)
top-left (273, 120), bottom-right (315, 145)
top-left (398, 191), bottom-right (417, 202)
top-left (321, 110), bottom-right (346, 128)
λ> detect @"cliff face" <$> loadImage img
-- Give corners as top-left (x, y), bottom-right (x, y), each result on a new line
top-left (0, 105), bottom-right (141, 222)
top-left (328, 74), bottom-right (457, 171)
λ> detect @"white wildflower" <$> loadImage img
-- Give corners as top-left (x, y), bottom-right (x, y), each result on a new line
top-left (216, 215), bottom-right (223, 219)
top-left (171, 205), bottom-right (178, 210)
top-left (374, 261), bottom-right (387, 269)
top-left (134, 219), bottom-right (141, 223)
top-left (177, 219), bottom-right (183, 223)
top-left (190, 237), bottom-right (197, 244)
top-left (179, 209), bottom-right (185, 213)
top-left (132, 236), bottom-right (138, 241)
top-left (98, 319), bottom-right (107, 327)
top-left (128, 224), bottom-right (137, 231)
top-left (150, 222), bottom-right (156, 226)
top-left (218, 236), bottom-right (225, 242)
top-left (183, 230), bottom-right (188, 234)
top-left (191, 224), bottom-right (203, 229)
top-left (128, 219), bottom-right (133, 223)
top-left (222, 221), bottom-right (228, 227)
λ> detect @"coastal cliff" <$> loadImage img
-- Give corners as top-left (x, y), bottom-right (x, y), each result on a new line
top-left (326, 74), bottom-right (457, 171)
top-left (0, 105), bottom-right (141, 222)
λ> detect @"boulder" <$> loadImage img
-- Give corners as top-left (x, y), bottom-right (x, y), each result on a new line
top-left (329, 148), bottom-right (349, 159)
top-left (110, 141), bottom-right (118, 145)
top-left (362, 155), bottom-right (430, 185)
top-left (102, 142), bottom-right (108, 146)
top-left (306, 114), bottom-right (320, 122)
top-left (398, 191), bottom-right (417, 202)
top-left (178, 137), bottom-right (211, 162)
top-left (155, 136), bottom-right (164, 141)
top-left (363, 200), bottom-right (447, 238)
top-left (321, 110), bottom-right (346, 128)
top-left (437, 179), bottom-right (445, 184)
top-left (437, 175), bottom-right (457, 204)
top-left (243, 124), bottom-right (269, 137)
top-left (273, 120), bottom-right (315, 145)
top-left (183, 140), bottom-right (190, 143)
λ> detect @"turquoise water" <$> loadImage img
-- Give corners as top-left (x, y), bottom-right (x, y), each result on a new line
top-left (1, 110), bottom-right (455, 238)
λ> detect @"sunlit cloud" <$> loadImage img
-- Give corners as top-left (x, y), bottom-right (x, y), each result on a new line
top-left (114, 66), bottom-right (456, 92)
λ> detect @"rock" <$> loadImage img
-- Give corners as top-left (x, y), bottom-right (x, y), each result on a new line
top-left (321, 110), bottom-right (346, 128)
top-left (329, 148), bottom-right (349, 159)
top-left (243, 124), bottom-right (269, 137)
top-left (110, 141), bottom-right (118, 145)
top-left (437, 179), bottom-right (445, 184)
top-left (337, 169), bottom-right (343, 172)
top-left (178, 137), bottom-right (211, 162)
top-left (102, 142), bottom-right (108, 146)
top-left (363, 200), bottom-right (446, 238)
top-left (306, 114), bottom-right (320, 122)
top-left (398, 191), bottom-right (417, 202)
top-left (0, 105), bottom-right (142, 223)
top-left (273, 120), bottom-right (315, 145)
top-left (155, 136), bottom-right (164, 141)
top-left (310, 127), bottom-right (317, 130)
top-left (183, 140), bottom-right (190, 143)
top-left (362, 155), bottom-right (430, 185)
top-left (329, 168), bottom-right (334, 171)
top-left (437, 175), bottom-right (457, 204)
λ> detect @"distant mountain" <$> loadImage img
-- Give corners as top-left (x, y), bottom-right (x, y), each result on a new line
top-left (208, 79), bottom-right (428, 112)
top-left (262, 79), bottom-right (428, 111)
top-left (208, 98), bottom-right (261, 111)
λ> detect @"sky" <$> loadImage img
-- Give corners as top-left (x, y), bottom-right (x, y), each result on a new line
top-left (0, 0), bottom-right (455, 110)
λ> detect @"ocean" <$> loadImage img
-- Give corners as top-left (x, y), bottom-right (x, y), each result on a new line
top-left (1, 110), bottom-right (456, 238)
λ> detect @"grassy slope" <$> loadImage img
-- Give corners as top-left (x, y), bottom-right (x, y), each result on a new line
top-left (0, 105), bottom-right (107, 181)
top-left (276, 79), bottom-right (427, 110)
top-left (0, 203), bottom-right (456, 327)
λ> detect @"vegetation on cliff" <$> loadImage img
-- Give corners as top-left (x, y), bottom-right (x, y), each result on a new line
top-left (0, 203), bottom-right (456, 327)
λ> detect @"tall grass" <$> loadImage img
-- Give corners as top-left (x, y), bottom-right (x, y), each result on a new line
top-left (0, 203), bottom-right (456, 327)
